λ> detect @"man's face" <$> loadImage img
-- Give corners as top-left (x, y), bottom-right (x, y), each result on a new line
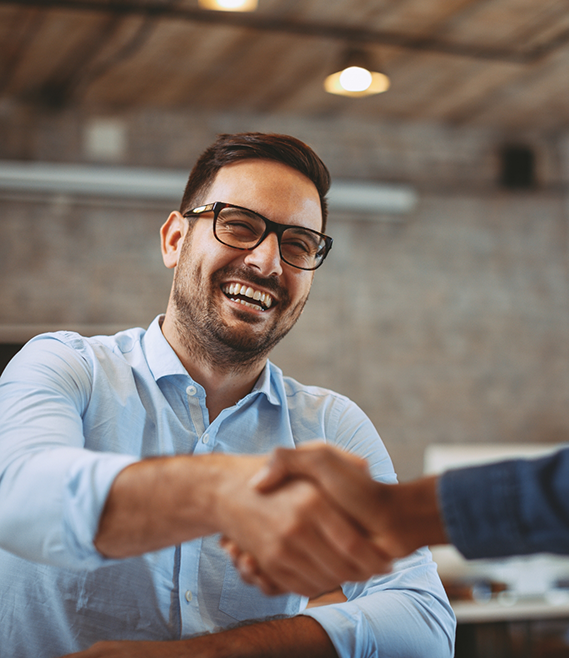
top-left (170, 159), bottom-right (323, 368)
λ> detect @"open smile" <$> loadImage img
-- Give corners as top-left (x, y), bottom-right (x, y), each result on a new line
top-left (222, 282), bottom-right (275, 312)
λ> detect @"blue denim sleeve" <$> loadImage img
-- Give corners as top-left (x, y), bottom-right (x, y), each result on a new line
top-left (439, 448), bottom-right (569, 559)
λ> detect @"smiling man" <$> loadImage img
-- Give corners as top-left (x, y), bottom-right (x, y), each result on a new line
top-left (0, 133), bottom-right (455, 658)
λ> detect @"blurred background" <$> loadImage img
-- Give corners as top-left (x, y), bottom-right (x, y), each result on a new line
top-left (0, 0), bottom-right (568, 480)
top-left (1, 1), bottom-right (569, 654)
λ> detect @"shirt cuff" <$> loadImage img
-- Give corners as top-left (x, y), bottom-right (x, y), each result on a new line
top-left (61, 452), bottom-right (139, 570)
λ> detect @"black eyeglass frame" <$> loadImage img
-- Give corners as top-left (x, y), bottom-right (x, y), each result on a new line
top-left (183, 201), bottom-right (333, 271)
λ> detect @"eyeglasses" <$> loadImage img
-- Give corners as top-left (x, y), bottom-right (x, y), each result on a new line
top-left (183, 202), bottom-right (333, 271)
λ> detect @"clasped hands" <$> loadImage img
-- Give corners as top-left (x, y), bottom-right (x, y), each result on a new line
top-left (219, 443), bottom-right (426, 598)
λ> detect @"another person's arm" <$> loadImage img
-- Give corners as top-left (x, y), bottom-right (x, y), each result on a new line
top-left (247, 443), bottom-right (447, 561)
top-left (440, 448), bottom-right (569, 558)
top-left (249, 442), bottom-right (569, 561)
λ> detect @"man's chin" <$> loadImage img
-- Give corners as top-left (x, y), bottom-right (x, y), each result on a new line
top-left (228, 305), bottom-right (267, 325)
top-left (212, 318), bottom-right (283, 358)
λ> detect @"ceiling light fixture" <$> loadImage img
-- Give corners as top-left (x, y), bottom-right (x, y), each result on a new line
top-left (198, 0), bottom-right (258, 11)
top-left (325, 48), bottom-right (390, 97)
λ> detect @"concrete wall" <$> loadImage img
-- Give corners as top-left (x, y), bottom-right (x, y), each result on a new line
top-left (1, 104), bottom-right (567, 479)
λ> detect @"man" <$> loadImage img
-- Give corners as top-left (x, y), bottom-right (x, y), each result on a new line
top-left (0, 133), bottom-right (455, 658)
top-left (226, 442), bottom-right (569, 588)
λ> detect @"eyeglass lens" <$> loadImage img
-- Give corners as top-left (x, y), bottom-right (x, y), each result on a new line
top-left (215, 206), bottom-right (326, 270)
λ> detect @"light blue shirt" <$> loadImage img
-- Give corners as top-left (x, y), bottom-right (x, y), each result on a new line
top-left (0, 316), bottom-right (455, 658)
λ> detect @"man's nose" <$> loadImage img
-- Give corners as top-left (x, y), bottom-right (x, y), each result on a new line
top-left (243, 231), bottom-right (283, 277)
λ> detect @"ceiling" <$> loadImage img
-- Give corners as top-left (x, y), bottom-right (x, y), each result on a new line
top-left (2, 0), bottom-right (569, 133)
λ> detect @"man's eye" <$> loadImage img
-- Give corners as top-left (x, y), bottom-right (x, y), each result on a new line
top-left (282, 239), bottom-right (313, 254)
top-left (219, 216), bottom-right (259, 235)
top-left (226, 220), bottom-right (256, 232)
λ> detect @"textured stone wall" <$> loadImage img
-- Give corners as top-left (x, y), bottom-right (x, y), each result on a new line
top-left (1, 104), bottom-right (567, 479)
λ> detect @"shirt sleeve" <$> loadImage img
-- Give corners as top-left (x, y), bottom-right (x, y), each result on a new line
top-left (302, 397), bottom-right (456, 658)
top-left (0, 335), bottom-right (137, 570)
top-left (439, 448), bottom-right (569, 560)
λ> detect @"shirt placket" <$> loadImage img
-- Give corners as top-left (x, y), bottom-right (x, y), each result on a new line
top-left (178, 381), bottom-right (216, 635)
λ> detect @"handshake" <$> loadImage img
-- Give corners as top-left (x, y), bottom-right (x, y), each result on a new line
top-left (219, 443), bottom-right (448, 598)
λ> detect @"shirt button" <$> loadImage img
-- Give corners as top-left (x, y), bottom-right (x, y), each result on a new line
top-left (202, 433), bottom-right (210, 444)
top-left (186, 385), bottom-right (197, 396)
top-left (185, 590), bottom-right (193, 602)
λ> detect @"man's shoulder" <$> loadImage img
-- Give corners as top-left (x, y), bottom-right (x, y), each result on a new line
top-left (28, 325), bottom-right (146, 360)
top-left (9, 327), bottom-right (148, 386)
top-left (281, 375), bottom-right (347, 403)
top-left (272, 367), bottom-right (356, 418)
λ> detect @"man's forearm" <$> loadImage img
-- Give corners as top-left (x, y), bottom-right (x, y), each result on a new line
top-left (183, 616), bottom-right (338, 658)
top-left (95, 454), bottom-right (264, 557)
top-left (64, 616), bottom-right (338, 658)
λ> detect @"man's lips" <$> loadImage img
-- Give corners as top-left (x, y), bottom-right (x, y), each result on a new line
top-left (221, 282), bottom-right (275, 311)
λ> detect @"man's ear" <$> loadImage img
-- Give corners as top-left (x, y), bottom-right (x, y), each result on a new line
top-left (160, 211), bottom-right (187, 269)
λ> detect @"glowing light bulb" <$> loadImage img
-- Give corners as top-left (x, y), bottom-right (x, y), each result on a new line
top-left (339, 66), bottom-right (372, 93)
top-left (198, 0), bottom-right (258, 11)
top-left (217, 0), bottom-right (247, 7)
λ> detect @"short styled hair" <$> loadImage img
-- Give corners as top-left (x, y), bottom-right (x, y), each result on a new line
top-left (179, 132), bottom-right (331, 232)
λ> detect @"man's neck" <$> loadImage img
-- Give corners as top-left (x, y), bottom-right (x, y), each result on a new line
top-left (161, 313), bottom-right (267, 422)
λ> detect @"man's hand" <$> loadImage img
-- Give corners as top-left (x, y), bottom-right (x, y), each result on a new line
top-left (254, 443), bottom-right (449, 557)
top-left (214, 455), bottom-right (392, 597)
top-left (222, 444), bottom-right (449, 592)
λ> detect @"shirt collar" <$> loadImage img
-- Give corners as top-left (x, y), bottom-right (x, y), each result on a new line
top-left (142, 314), bottom-right (283, 407)
top-left (251, 360), bottom-right (282, 407)
top-left (143, 315), bottom-right (189, 381)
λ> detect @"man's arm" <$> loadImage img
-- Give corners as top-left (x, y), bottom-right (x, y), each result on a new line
top-left (95, 452), bottom-right (391, 597)
top-left (0, 336), bottom-right (390, 596)
top-left (63, 617), bottom-right (337, 658)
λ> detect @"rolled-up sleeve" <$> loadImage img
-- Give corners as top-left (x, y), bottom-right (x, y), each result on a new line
top-left (299, 395), bottom-right (456, 658)
top-left (0, 336), bottom-right (136, 569)
top-left (304, 549), bottom-right (455, 658)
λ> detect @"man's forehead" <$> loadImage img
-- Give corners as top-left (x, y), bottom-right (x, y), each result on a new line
top-left (207, 159), bottom-right (323, 230)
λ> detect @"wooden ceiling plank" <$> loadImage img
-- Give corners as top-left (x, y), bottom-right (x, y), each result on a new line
top-left (6, 9), bottom-right (121, 103)
top-left (86, 22), bottom-right (242, 108)
top-left (0, 7), bottom-right (46, 96)
top-left (445, 47), bottom-right (569, 127)
top-left (467, 51), bottom-right (569, 131)
top-left (368, 0), bottom-right (486, 37)
top-left (442, 0), bottom-right (566, 49)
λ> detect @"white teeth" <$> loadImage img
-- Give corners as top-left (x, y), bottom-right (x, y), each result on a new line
top-left (222, 283), bottom-right (273, 310)
top-left (238, 299), bottom-right (262, 310)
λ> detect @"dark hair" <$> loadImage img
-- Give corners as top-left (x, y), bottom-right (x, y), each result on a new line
top-left (179, 132), bottom-right (331, 231)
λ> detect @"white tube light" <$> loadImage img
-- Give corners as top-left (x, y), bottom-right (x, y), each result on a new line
top-left (0, 160), bottom-right (417, 215)
top-left (328, 179), bottom-right (417, 214)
